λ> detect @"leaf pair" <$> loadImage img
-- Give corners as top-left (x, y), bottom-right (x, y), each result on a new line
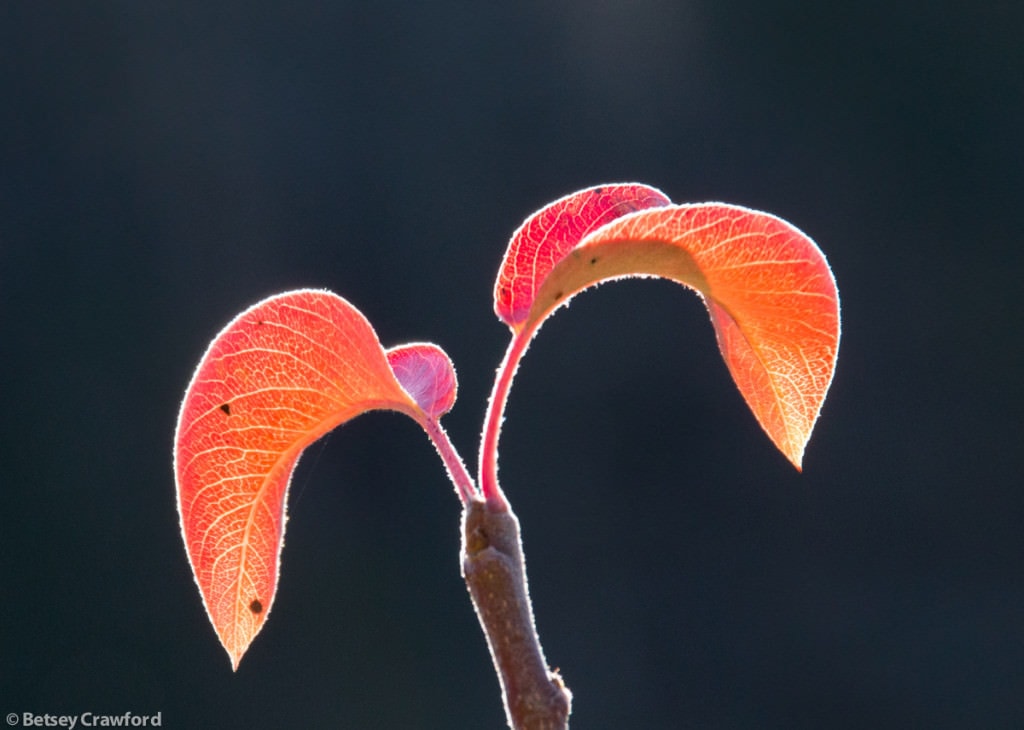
top-left (487, 184), bottom-right (840, 482)
top-left (174, 183), bottom-right (840, 668)
top-left (173, 291), bottom-right (461, 668)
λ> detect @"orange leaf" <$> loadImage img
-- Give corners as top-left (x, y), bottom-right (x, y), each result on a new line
top-left (496, 200), bottom-right (840, 470)
top-left (174, 289), bottom-right (452, 668)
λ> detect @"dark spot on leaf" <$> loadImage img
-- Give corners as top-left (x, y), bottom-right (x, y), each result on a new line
top-left (553, 291), bottom-right (564, 301)
top-left (590, 257), bottom-right (599, 265)
top-left (256, 319), bottom-right (265, 326)
top-left (219, 403), bottom-right (231, 415)
top-left (593, 186), bottom-right (604, 195)
top-left (250, 599), bottom-right (263, 614)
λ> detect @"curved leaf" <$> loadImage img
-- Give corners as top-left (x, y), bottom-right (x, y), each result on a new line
top-left (174, 289), bottom-right (451, 668)
top-left (493, 199), bottom-right (840, 470)
top-left (494, 183), bottom-right (671, 330)
top-left (387, 343), bottom-right (458, 420)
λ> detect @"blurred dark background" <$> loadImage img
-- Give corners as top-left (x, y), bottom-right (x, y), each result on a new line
top-left (2, 2), bottom-right (1021, 728)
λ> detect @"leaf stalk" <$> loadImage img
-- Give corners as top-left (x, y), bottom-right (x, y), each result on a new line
top-left (479, 331), bottom-right (535, 509)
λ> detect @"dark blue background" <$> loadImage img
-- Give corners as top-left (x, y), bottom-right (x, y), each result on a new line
top-left (3, 2), bottom-right (1021, 727)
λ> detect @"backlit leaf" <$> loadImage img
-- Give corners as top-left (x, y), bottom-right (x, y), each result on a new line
top-left (387, 343), bottom-right (458, 420)
top-left (494, 183), bottom-right (671, 329)
top-left (174, 289), bottom-right (454, 668)
top-left (491, 196), bottom-right (840, 470)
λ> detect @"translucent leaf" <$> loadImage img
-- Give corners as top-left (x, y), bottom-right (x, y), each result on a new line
top-left (494, 183), bottom-right (671, 329)
top-left (387, 343), bottom-right (458, 420)
top-left (174, 289), bottom-right (455, 668)
top-left (491, 197), bottom-right (840, 470)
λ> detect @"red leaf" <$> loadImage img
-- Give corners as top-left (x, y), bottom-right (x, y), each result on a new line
top-left (494, 183), bottom-right (671, 329)
top-left (387, 343), bottom-right (458, 420)
top-left (174, 289), bottom-right (451, 668)
top-left (490, 198), bottom-right (839, 471)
